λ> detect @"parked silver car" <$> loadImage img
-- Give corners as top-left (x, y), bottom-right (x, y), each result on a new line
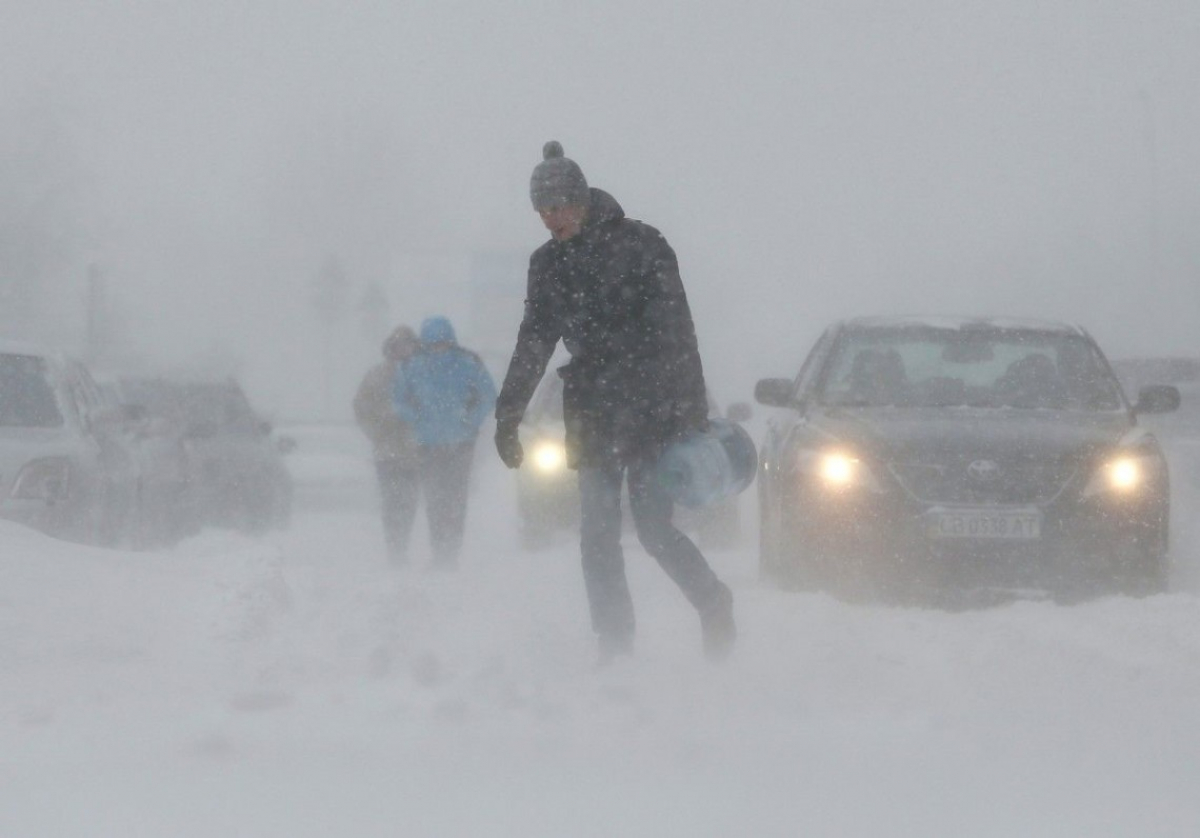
top-left (0, 341), bottom-right (141, 546)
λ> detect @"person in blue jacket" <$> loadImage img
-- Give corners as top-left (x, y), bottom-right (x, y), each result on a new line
top-left (393, 316), bottom-right (497, 568)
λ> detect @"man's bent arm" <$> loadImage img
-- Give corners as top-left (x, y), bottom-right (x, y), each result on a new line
top-left (496, 268), bottom-right (560, 426)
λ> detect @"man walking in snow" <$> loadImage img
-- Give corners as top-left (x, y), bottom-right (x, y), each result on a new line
top-left (354, 324), bottom-right (421, 565)
top-left (393, 316), bottom-right (497, 569)
top-left (494, 141), bottom-right (735, 663)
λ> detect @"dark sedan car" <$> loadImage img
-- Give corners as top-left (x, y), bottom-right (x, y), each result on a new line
top-left (754, 316), bottom-right (1180, 600)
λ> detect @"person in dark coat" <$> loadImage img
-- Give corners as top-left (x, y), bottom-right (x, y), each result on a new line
top-left (494, 141), bottom-right (735, 663)
top-left (393, 316), bottom-right (497, 569)
top-left (354, 324), bottom-right (421, 565)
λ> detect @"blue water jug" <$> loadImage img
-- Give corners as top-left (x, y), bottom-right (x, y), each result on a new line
top-left (656, 419), bottom-right (758, 509)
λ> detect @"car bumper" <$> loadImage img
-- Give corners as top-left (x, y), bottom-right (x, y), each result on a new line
top-left (787, 487), bottom-right (1165, 588)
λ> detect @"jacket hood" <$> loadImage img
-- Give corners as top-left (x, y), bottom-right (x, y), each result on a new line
top-left (419, 316), bottom-right (456, 345)
top-left (382, 325), bottom-right (418, 361)
top-left (584, 188), bottom-right (625, 228)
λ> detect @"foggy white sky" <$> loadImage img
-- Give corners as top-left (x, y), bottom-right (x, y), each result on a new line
top-left (1, 1), bottom-right (1197, 418)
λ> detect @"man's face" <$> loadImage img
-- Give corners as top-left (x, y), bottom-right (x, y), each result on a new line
top-left (538, 204), bottom-right (588, 242)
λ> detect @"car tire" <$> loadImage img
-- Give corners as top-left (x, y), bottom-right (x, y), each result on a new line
top-left (760, 480), bottom-right (833, 592)
top-left (1117, 520), bottom-right (1169, 597)
top-left (757, 485), bottom-right (783, 583)
top-left (773, 504), bottom-right (828, 592)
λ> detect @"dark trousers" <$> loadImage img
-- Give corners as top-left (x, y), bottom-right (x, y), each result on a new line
top-left (375, 460), bottom-right (419, 563)
top-left (578, 457), bottom-right (726, 644)
top-left (419, 441), bottom-right (476, 565)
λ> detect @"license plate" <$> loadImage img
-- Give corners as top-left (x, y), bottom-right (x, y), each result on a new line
top-left (929, 509), bottom-right (1041, 539)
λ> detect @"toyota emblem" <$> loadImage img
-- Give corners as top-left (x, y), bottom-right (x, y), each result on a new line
top-left (967, 460), bottom-right (1000, 481)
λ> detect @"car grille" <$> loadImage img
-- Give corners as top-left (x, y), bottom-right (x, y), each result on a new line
top-left (888, 458), bottom-right (1078, 505)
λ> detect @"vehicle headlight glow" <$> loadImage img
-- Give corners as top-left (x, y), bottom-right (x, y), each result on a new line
top-left (819, 452), bottom-right (858, 486)
top-left (799, 449), bottom-right (880, 492)
top-left (531, 441), bottom-right (567, 474)
top-left (11, 457), bottom-right (71, 502)
top-left (1106, 457), bottom-right (1141, 491)
top-left (1084, 453), bottom-right (1159, 497)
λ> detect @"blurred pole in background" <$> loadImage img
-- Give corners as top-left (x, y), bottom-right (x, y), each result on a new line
top-left (309, 255), bottom-right (351, 422)
top-left (357, 281), bottom-right (391, 351)
top-left (85, 263), bottom-right (106, 365)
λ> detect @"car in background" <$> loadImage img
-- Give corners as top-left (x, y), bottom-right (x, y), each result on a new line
top-left (101, 376), bottom-right (202, 545)
top-left (754, 316), bottom-right (1180, 601)
top-left (515, 369), bottom-right (751, 550)
top-left (274, 423), bottom-right (374, 512)
top-left (0, 341), bottom-right (141, 546)
top-left (114, 375), bottom-right (294, 535)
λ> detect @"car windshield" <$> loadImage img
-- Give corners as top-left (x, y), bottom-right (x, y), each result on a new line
top-left (0, 353), bottom-right (63, 427)
top-left (117, 378), bottom-right (189, 422)
top-left (819, 325), bottom-right (1124, 411)
top-left (118, 377), bottom-right (263, 433)
top-left (181, 383), bottom-right (261, 432)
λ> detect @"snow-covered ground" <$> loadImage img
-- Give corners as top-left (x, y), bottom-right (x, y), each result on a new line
top-left (5, 429), bottom-right (1200, 837)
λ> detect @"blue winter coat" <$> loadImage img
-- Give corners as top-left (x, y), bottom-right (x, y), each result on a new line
top-left (393, 327), bottom-right (497, 449)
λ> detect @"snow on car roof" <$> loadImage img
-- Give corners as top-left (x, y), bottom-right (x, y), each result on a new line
top-left (841, 315), bottom-right (1085, 335)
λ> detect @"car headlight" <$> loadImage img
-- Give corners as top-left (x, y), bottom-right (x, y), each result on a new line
top-left (11, 457), bottom-right (71, 502)
top-left (1083, 452), bottom-right (1162, 497)
top-left (530, 440), bottom-right (568, 474)
top-left (798, 449), bottom-right (881, 492)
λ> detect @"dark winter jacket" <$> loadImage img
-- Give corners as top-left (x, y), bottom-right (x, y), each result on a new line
top-left (394, 318), bottom-right (497, 449)
top-left (495, 188), bottom-right (708, 467)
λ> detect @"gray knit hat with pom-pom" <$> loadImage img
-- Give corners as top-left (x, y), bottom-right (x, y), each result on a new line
top-left (530, 141), bottom-right (589, 211)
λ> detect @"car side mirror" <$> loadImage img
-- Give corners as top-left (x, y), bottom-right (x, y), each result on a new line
top-left (725, 402), bottom-right (753, 423)
top-left (1134, 384), bottom-right (1181, 415)
top-left (754, 378), bottom-right (797, 408)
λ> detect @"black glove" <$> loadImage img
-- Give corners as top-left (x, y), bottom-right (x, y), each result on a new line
top-left (495, 420), bottom-right (524, 469)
